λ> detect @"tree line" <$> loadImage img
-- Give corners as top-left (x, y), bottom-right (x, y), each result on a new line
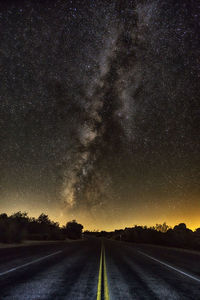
top-left (85, 222), bottom-right (200, 251)
top-left (0, 212), bottom-right (83, 243)
top-left (1, 212), bottom-right (200, 252)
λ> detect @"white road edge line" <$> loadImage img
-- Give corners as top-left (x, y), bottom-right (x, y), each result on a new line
top-left (0, 250), bottom-right (63, 276)
top-left (138, 250), bottom-right (200, 283)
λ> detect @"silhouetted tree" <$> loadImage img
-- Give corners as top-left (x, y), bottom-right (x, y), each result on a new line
top-left (65, 220), bottom-right (83, 239)
top-left (37, 213), bottom-right (51, 225)
top-left (154, 222), bottom-right (170, 233)
top-left (174, 223), bottom-right (187, 231)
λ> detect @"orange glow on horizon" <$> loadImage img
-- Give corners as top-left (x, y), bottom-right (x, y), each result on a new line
top-left (2, 193), bottom-right (200, 232)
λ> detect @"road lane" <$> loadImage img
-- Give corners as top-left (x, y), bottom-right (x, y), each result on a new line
top-left (0, 239), bottom-right (100, 300)
top-left (0, 250), bottom-right (63, 277)
top-left (0, 241), bottom-right (73, 275)
top-left (137, 250), bottom-right (200, 283)
top-left (134, 243), bottom-right (200, 279)
top-left (0, 238), bottom-right (200, 299)
top-left (104, 239), bottom-right (200, 300)
top-left (97, 243), bottom-right (103, 300)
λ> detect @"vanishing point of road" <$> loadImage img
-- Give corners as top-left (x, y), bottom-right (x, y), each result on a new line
top-left (0, 238), bottom-right (200, 299)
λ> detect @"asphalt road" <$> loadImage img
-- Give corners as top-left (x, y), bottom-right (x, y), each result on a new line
top-left (0, 238), bottom-right (200, 299)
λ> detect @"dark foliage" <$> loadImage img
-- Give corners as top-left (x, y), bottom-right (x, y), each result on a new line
top-left (118, 223), bottom-right (200, 251)
top-left (86, 223), bottom-right (200, 252)
top-left (0, 212), bottom-right (83, 243)
top-left (64, 220), bottom-right (83, 240)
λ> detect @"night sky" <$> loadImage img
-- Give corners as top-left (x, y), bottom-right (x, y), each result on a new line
top-left (1, 0), bottom-right (200, 230)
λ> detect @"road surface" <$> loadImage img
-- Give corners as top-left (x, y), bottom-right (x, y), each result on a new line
top-left (0, 238), bottom-right (199, 299)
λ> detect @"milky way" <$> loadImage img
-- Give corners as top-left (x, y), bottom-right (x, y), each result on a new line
top-left (0, 0), bottom-right (200, 229)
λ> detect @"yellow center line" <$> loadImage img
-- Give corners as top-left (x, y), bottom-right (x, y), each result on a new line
top-left (97, 241), bottom-right (110, 300)
top-left (103, 244), bottom-right (110, 300)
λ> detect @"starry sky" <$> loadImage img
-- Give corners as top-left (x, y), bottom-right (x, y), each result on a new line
top-left (0, 0), bottom-right (200, 230)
